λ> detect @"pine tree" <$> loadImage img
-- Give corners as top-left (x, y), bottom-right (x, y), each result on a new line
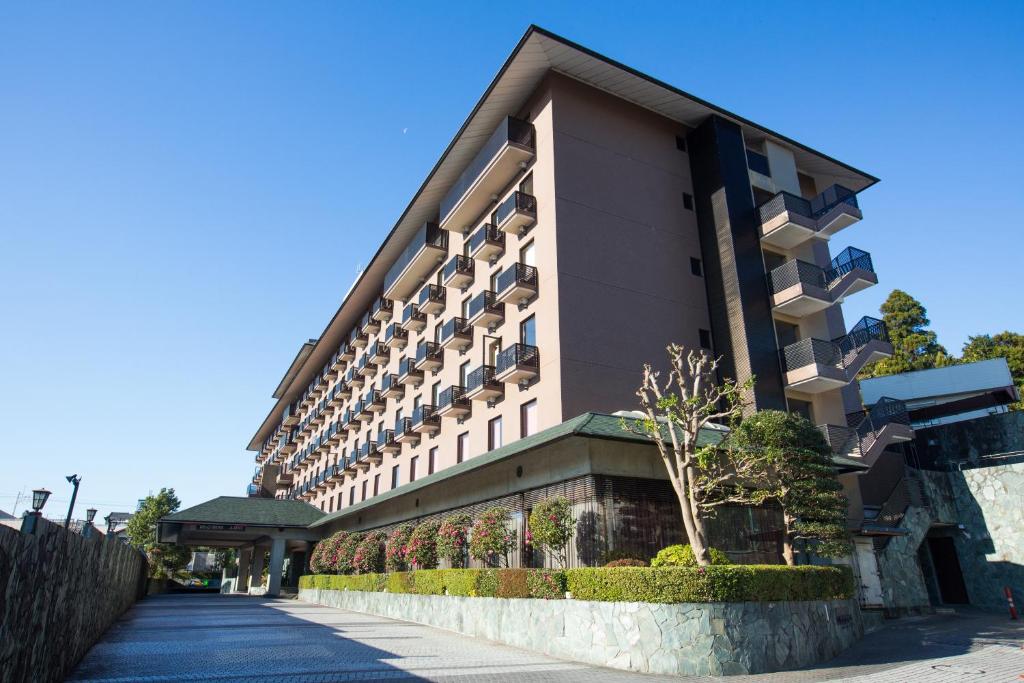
top-left (860, 289), bottom-right (951, 378)
top-left (126, 488), bottom-right (191, 579)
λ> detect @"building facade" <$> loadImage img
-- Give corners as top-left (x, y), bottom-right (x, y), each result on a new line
top-left (244, 27), bottom-right (912, 590)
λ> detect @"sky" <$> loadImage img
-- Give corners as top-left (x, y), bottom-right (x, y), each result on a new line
top-left (1, 2), bottom-right (1021, 523)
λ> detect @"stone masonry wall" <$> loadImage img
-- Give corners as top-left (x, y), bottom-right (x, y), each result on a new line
top-left (0, 519), bottom-right (148, 683)
top-left (299, 588), bottom-right (862, 676)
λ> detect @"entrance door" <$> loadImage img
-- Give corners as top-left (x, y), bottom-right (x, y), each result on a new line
top-left (927, 537), bottom-right (969, 604)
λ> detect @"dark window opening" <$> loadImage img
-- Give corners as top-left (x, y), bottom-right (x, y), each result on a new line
top-left (675, 135), bottom-right (687, 152)
top-left (682, 193), bottom-right (694, 210)
top-left (690, 257), bottom-right (702, 277)
top-left (698, 329), bottom-right (712, 350)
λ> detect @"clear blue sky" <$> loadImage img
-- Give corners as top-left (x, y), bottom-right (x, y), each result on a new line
top-left (2, 2), bottom-right (1021, 522)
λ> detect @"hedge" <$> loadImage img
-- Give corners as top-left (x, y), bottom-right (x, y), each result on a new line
top-left (299, 565), bottom-right (852, 603)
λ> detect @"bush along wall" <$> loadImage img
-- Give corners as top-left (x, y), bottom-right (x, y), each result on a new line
top-left (299, 564), bottom-right (853, 603)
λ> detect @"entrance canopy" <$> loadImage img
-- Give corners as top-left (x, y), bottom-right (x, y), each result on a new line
top-left (158, 496), bottom-right (323, 548)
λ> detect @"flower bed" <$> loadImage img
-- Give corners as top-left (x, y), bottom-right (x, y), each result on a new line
top-left (299, 564), bottom-right (853, 603)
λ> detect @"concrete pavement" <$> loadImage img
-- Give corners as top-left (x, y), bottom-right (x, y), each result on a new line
top-left (70, 594), bottom-right (1024, 682)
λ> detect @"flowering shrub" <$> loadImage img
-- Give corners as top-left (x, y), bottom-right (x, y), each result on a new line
top-left (406, 520), bottom-right (440, 569)
top-left (334, 532), bottom-right (364, 574)
top-left (527, 497), bottom-right (575, 568)
top-left (469, 506), bottom-right (516, 567)
top-left (311, 532), bottom-right (347, 574)
top-left (437, 514), bottom-right (472, 568)
top-left (353, 531), bottom-right (386, 574)
top-left (385, 524), bottom-right (414, 572)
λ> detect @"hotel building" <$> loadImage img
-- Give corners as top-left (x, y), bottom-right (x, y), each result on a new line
top-left (243, 27), bottom-right (912, 585)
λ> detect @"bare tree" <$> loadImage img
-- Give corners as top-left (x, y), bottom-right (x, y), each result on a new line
top-left (624, 344), bottom-right (752, 566)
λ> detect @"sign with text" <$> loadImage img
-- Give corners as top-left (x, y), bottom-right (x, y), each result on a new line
top-left (195, 524), bottom-right (246, 532)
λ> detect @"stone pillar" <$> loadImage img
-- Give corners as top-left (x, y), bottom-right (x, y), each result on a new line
top-left (267, 538), bottom-right (286, 597)
top-left (249, 547), bottom-right (265, 591)
top-left (236, 547), bottom-right (252, 592)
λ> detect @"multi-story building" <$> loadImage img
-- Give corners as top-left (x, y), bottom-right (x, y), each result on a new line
top-left (245, 27), bottom-right (912, 580)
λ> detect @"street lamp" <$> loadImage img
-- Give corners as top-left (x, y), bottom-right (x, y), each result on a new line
top-left (22, 488), bottom-right (52, 535)
top-left (86, 508), bottom-right (97, 524)
top-left (83, 507), bottom-right (98, 539)
top-left (64, 474), bottom-right (81, 529)
top-left (32, 488), bottom-right (52, 512)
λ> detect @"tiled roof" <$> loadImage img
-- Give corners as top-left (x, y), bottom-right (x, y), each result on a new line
top-left (163, 496), bottom-right (324, 527)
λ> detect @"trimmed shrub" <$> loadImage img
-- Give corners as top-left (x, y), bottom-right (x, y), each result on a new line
top-left (495, 569), bottom-right (531, 598)
top-left (565, 565), bottom-right (854, 603)
top-left (469, 507), bottom-right (516, 567)
top-left (527, 497), bottom-right (575, 568)
top-left (411, 569), bottom-right (445, 595)
top-left (407, 520), bottom-right (440, 569)
top-left (604, 558), bottom-right (648, 568)
top-left (437, 514), bottom-right (472, 568)
top-left (315, 532), bottom-right (351, 574)
top-left (650, 544), bottom-right (731, 568)
top-left (334, 532), bottom-right (363, 574)
top-left (385, 571), bottom-right (414, 594)
top-left (526, 569), bottom-right (567, 599)
top-left (443, 568), bottom-right (482, 597)
top-left (385, 524), bottom-right (414, 572)
top-left (353, 531), bottom-right (386, 574)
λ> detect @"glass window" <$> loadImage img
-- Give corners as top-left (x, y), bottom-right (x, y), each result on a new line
top-left (457, 432), bottom-right (469, 463)
top-left (373, 474), bottom-right (380, 496)
top-left (520, 315), bottom-right (536, 346)
top-left (519, 173), bottom-right (533, 195)
top-left (361, 480), bottom-right (367, 501)
top-left (459, 361), bottom-right (471, 387)
top-left (519, 240), bottom-right (536, 267)
top-left (428, 447), bottom-right (437, 475)
top-left (521, 399), bottom-right (538, 437)
top-left (489, 269), bottom-right (501, 292)
top-left (461, 296), bottom-right (471, 319)
top-left (431, 382), bottom-right (440, 406)
top-left (410, 456), bottom-right (418, 482)
top-left (488, 416), bottom-right (503, 451)
top-left (349, 487), bottom-right (355, 506)
top-left (391, 465), bottom-right (400, 489)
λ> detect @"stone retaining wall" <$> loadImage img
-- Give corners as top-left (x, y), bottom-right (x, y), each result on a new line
top-left (299, 588), bottom-right (862, 676)
top-left (0, 519), bottom-right (148, 683)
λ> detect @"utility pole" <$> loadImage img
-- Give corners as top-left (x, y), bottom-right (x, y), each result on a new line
top-left (11, 489), bottom-right (24, 517)
top-left (65, 475), bottom-right (82, 528)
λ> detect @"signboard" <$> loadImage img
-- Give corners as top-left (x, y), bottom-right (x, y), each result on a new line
top-left (195, 524), bottom-right (246, 532)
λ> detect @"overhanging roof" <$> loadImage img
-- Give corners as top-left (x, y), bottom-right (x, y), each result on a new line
top-left (162, 496), bottom-right (324, 527)
top-left (247, 25), bottom-right (880, 451)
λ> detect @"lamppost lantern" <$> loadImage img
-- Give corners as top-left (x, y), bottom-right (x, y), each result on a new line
top-left (31, 488), bottom-right (51, 512)
top-left (86, 508), bottom-right (97, 524)
top-left (64, 474), bottom-right (82, 529)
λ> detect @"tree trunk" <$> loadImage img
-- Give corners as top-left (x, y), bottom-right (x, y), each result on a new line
top-left (781, 514), bottom-right (796, 566)
top-left (674, 465), bottom-right (711, 566)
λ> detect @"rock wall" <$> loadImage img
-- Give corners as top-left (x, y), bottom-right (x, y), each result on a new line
top-left (299, 588), bottom-right (862, 676)
top-left (0, 519), bottom-right (148, 683)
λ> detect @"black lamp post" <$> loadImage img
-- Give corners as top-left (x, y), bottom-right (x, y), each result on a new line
top-left (84, 507), bottom-right (98, 538)
top-left (64, 474), bottom-right (81, 529)
top-left (22, 488), bottom-right (52, 534)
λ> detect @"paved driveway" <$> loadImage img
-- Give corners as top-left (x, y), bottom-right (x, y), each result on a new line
top-left (70, 594), bottom-right (1024, 682)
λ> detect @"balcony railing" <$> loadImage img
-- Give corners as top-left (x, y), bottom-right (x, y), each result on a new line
top-left (495, 343), bottom-right (540, 384)
top-left (371, 296), bottom-right (394, 322)
top-left (383, 221), bottom-right (449, 301)
top-left (442, 254), bottom-right (475, 289)
top-left (350, 326), bottom-right (368, 349)
top-left (826, 246), bottom-right (874, 283)
top-left (381, 372), bottom-right (405, 399)
top-left (415, 341), bottom-right (444, 372)
top-left (437, 385), bottom-right (471, 418)
top-left (361, 310), bottom-right (381, 335)
top-left (411, 404), bottom-right (441, 434)
top-left (246, 483), bottom-right (260, 497)
top-left (767, 248), bottom-right (877, 317)
top-left (468, 223), bottom-right (505, 263)
top-left (385, 322), bottom-right (408, 349)
top-left (357, 354), bottom-right (377, 378)
top-left (377, 429), bottom-right (399, 452)
top-left (466, 364), bottom-right (503, 401)
top-left (439, 316), bottom-right (473, 352)
top-left (338, 343), bottom-right (355, 362)
top-left (370, 341), bottom-right (390, 365)
top-left (418, 283), bottom-right (446, 315)
top-left (398, 356), bottom-right (424, 386)
top-left (495, 191), bottom-right (537, 234)
top-left (364, 389), bottom-right (385, 413)
top-left (395, 417), bottom-right (419, 444)
top-left (495, 262), bottom-right (539, 305)
top-left (779, 317), bottom-right (891, 393)
top-left (467, 290), bottom-right (504, 328)
top-left (758, 185), bottom-right (861, 248)
top-left (402, 303), bottom-right (427, 332)
top-left (440, 116), bottom-right (536, 230)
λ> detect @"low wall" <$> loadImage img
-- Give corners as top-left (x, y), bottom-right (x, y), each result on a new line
top-left (299, 588), bottom-right (862, 676)
top-left (0, 519), bottom-right (148, 683)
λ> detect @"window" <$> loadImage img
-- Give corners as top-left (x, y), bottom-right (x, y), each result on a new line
top-left (690, 257), bottom-right (703, 277)
top-left (461, 296), bottom-right (471, 318)
top-left (487, 336), bottom-right (501, 365)
top-left (520, 315), bottom-right (536, 346)
top-left (675, 135), bottom-right (687, 151)
top-left (488, 416), bottom-right (503, 451)
top-left (361, 480), bottom-right (367, 501)
top-left (348, 487), bottom-right (355, 506)
top-left (373, 474), bottom-right (380, 496)
top-left (521, 399), bottom-right (538, 437)
top-left (337, 492), bottom-right (342, 509)
top-left (789, 399), bottom-right (814, 423)
top-left (410, 456), bottom-right (419, 482)
top-left (320, 502), bottom-right (324, 511)
top-left (428, 447), bottom-right (437, 475)
top-left (328, 498), bottom-right (333, 513)
top-left (519, 172), bottom-right (533, 194)
top-left (457, 432), bottom-right (469, 463)
top-left (431, 381), bottom-right (440, 406)
top-left (519, 240), bottom-right (536, 267)
top-left (699, 329), bottom-right (712, 350)
top-left (459, 360), bottom-right (471, 387)
top-left (413, 394), bottom-right (422, 412)
top-left (433, 323), bottom-right (442, 343)
top-left (682, 193), bottom-right (694, 210)
top-left (489, 269), bottom-right (501, 292)
top-left (391, 465), bottom-right (400, 489)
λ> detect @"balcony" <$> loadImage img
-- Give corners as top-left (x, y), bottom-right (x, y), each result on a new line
top-left (495, 263), bottom-right (538, 305)
top-left (395, 417), bottom-right (420, 445)
top-left (356, 399), bottom-right (374, 421)
top-left (350, 327), bottom-right (369, 349)
top-left (415, 341), bottom-right (444, 372)
top-left (346, 367), bottom-right (364, 388)
top-left (370, 342), bottom-right (390, 365)
top-left (398, 356), bottom-right (424, 386)
top-left (768, 247), bottom-right (877, 317)
top-left (495, 191), bottom-right (537, 235)
top-left (381, 373), bottom-right (405, 400)
top-left (282, 402), bottom-right (300, 427)
top-left (364, 390), bottom-right (386, 414)
top-left (341, 409), bottom-right (361, 430)
top-left (383, 221), bottom-right (449, 302)
top-left (779, 317), bottom-right (892, 393)
top-left (365, 441), bottom-right (383, 465)
top-left (327, 464), bottom-right (345, 483)
top-left (468, 223), bottom-right (505, 263)
top-left (439, 116), bottom-right (536, 232)
top-left (466, 364), bottom-right (504, 402)
top-left (411, 404), bottom-right (441, 435)
top-left (758, 185), bottom-right (862, 249)
top-left (324, 358), bottom-right (339, 381)
top-left (385, 322), bottom-right (409, 350)
top-left (355, 444), bottom-right (371, 472)
top-left (361, 310), bottom-right (381, 336)
top-left (280, 439), bottom-right (297, 456)
top-left (439, 317), bottom-right (473, 352)
top-left (402, 303), bottom-right (427, 332)
top-left (849, 397), bottom-right (914, 466)
top-left (495, 343), bottom-right (540, 384)
top-left (378, 429), bottom-right (401, 454)
top-left (328, 422), bottom-right (344, 443)
top-left (418, 283), bottom-right (446, 316)
top-left (442, 255), bottom-right (475, 290)
top-left (371, 296), bottom-right (394, 323)
top-left (246, 483), bottom-right (260, 497)
top-left (338, 343), bottom-right (355, 363)
top-left (357, 354), bottom-right (378, 379)
top-left (276, 468), bottom-right (293, 486)
top-left (331, 350), bottom-right (347, 373)
top-left (467, 290), bottom-right (504, 329)
top-left (328, 386), bottom-right (346, 408)
top-left (437, 385), bottom-right (471, 418)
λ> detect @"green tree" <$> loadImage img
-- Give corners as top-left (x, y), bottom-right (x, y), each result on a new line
top-left (962, 331), bottom-right (1024, 409)
top-left (527, 497), bottom-right (575, 568)
top-left (860, 289), bottom-right (952, 377)
top-left (126, 488), bottom-right (191, 579)
top-left (726, 411), bottom-right (851, 565)
top-left (469, 507), bottom-right (517, 567)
